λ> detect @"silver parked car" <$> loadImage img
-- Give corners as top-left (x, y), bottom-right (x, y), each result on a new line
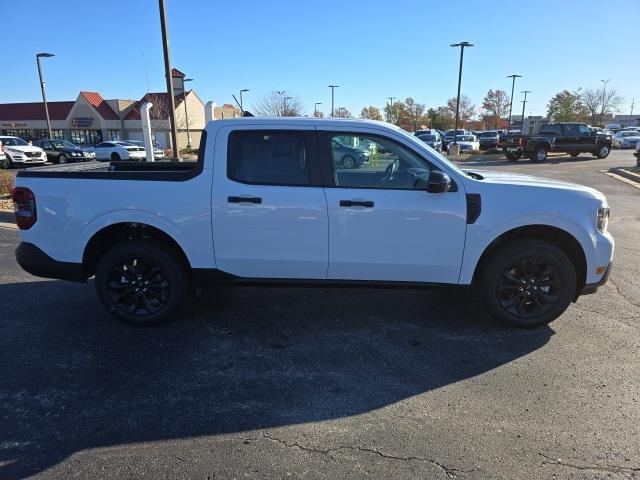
top-left (612, 131), bottom-right (640, 149)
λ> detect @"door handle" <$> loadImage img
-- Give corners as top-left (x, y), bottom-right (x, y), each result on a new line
top-left (339, 200), bottom-right (374, 208)
top-left (228, 196), bottom-right (262, 204)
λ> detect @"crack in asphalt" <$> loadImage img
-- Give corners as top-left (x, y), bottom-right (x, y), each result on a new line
top-left (571, 304), bottom-right (640, 330)
top-left (609, 278), bottom-right (640, 309)
top-left (245, 433), bottom-right (467, 478)
top-left (539, 453), bottom-right (640, 475)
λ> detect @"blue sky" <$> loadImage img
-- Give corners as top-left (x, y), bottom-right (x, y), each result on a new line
top-left (2, 0), bottom-right (638, 117)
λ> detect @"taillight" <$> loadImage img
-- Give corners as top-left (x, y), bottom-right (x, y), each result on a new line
top-left (518, 136), bottom-right (526, 147)
top-left (12, 187), bottom-right (37, 230)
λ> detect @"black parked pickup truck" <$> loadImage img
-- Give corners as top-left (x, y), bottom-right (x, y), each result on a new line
top-left (502, 123), bottom-right (613, 162)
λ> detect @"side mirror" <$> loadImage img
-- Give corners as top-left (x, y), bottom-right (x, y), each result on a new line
top-left (426, 170), bottom-right (451, 193)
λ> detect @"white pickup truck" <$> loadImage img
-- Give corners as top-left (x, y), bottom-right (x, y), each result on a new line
top-left (12, 118), bottom-right (614, 328)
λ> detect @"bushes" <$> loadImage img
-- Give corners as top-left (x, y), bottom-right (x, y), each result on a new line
top-left (0, 170), bottom-right (13, 197)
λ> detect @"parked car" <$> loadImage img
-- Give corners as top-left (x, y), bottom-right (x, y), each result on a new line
top-left (450, 134), bottom-right (480, 153)
top-left (12, 118), bottom-right (613, 329)
top-left (635, 140), bottom-right (640, 162)
top-left (0, 136), bottom-right (47, 168)
top-left (32, 139), bottom-right (95, 164)
top-left (331, 138), bottom-right (369, 168)
top-left (414, 129), bottom-right (438, 137)
top-left (476, 130), bottom-right (501, 150)
top-left (501, 123), bottom-right (612, 161)
top-left (124, 140), bottom-right (164, 160)
top-left (93, 141), bottom-right (147, 161)
top-left (416, 133), bottom-right (442, 151)
top-left (0, 140), bottom-right (5, 164)
top-left (442, 129), bottom-right (469, 151)
top-left (612, 131), bottom-right (640, 149)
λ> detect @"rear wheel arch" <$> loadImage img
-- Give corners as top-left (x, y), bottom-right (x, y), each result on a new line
top-left (82, 222), bottom-right (191, 279)
top-left (472, 224), bottom-right (587, 295)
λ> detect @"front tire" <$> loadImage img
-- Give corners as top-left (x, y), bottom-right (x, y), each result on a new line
top-left (58, 154), bottom-right (67, 164)
top-left (111, 152), bottom-right (121, 162)
top-left (95, 239), bottom-right (189, 326)
top-left (476, 238), bottom-right (576, 328)
top-left (342, 155), bottom-right (356, 169)
top-left (1, 155), bottom-right (11, 169)
top-left (532, 145), bottom-right (548, 162)
top-left (595, 144), bottom-right (610, 159)
top-left (506, 151), bottom-right (520, 161)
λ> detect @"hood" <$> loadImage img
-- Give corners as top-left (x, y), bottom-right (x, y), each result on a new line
top-left (465, 169), bottom-right (606, 201)
top-left (4, 145), bottom-right (42, 153)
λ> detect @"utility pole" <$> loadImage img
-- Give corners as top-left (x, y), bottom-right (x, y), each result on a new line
top-left (450, 42), bottom-right (474, 149)
top-left (329, 85), bottom-right (339, 117)
top-left (158, 0), bottom-right (179, 160)
top-left (314, 102), bottom-right (322, 117)
top-left (283, 96), bottom-right (292, 116)
top-left (506, 74), bottom-right (522, 135)
top-left (630, 98), bottom-right (634, 117)
top-left (600, 78), bottom-right (611, 124)
top-left (387, 96), bottom-right (396, 124)
top-left (36, 53), bottom-right (55, 139)
top-left (520, 90), bottom-right (531, 134)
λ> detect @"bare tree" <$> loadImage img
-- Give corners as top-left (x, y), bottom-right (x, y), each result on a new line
top-left (253, 91), bottom-right (305, 117)
top-left (447, 95), bottom-right (476, 127)
top-left (582, 87), bottom-right (624, 126)
top-left (333, 107), bottom-right (352, 118)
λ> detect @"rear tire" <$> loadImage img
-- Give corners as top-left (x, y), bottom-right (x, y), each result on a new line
top-left (476, 238), bottom-right (576, 328)
top-left (111, 152), bottom-right (121, 162)
top-left (532, 145), bottom-right (548, 162)
top-left (58, 154), bottom-right (67, 164)
top-left (95, 238), bottom-right (189, 326)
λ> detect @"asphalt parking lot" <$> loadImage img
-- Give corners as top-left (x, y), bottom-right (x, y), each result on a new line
top-left (1, 150), bottom-right (639, 479)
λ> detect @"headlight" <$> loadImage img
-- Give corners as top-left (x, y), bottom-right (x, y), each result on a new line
top-left (597, 207), bottom-right (610, 233)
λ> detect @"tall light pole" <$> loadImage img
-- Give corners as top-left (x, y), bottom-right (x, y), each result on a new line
top-left (387, 96), bottom-right (396, 123)
top-left (506, 74), bottom-right (522, 135)
top-left (338, 107), bottom-right (346, 118)
top-left (450, 42), bottom-right (473, 146)
top-left (239, 88), bottom-right (249, 112)
top-left (36, 52), bottom-right (55, 139)
top-left (158, 0), bottom-right (179, 160)
top-left (329, 85), bottom-right (339, 117)
top-left (283, 96), bottom-right (292, 116)
top-left (520, 90), bottom-right (531, 134)
top-left (181, 77), bottom-right (193, 148)
top-left (600, 78), bottom-right (611, 123)
top-left (314, 102), bottom-right (322, 117)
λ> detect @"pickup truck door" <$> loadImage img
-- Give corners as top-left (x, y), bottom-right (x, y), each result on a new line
top-left (560, 124), bottom-right (580, 151)
top-left (211, 127), bottom-right (328, 279)
top-left (577, 124), bottom-right (596, 150)
top-left (318, 130), bottom-right (467, 284)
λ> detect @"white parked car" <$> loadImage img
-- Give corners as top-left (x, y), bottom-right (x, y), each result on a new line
top-left (450, 134), bottom-right (480, 153)
top-left (124, 140), bottom-right (164, 160)
top-left (13, 118), bottom-right (613, 329)
top-left (0, 136), bottom-right (47, 168)
top-left (612, 131), bottom-right (640, 149)
top-left (93, 141), bottom-right (147, 161)
top-left (0, 140), bottom-right (5, 164)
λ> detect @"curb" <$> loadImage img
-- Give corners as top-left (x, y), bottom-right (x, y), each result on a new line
top-left (609, 167), bottom-right (640, 185)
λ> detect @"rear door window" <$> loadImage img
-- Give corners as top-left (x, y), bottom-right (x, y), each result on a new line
top-left (228, 131), bottom-right (312, 186)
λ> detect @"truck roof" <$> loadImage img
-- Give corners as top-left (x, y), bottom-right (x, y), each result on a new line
top-left (205, 117), bottom-right (399, 131)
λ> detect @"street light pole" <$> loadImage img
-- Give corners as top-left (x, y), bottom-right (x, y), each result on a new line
top-left (600, 78), bottom-right (611, 123)
top-left (329, 85), bottom-right (339, 117)
top-left (387, 96), bottom-right (396, 124)
top-left (36, 53), bottom-right (55, 139)
top-left (450, 42), bottom-right (473, 146)
top-left (314, 102), bottom-right (322, 117)
top-left (182, 77), bottom-right (193, 148)
top-left (284, 96), bottom-right (292, 116)
top-left (520, 90), bottom-right (531, 134)
top-left (158, 0), bottom-right (179, 160)
top-left (506, 74), bottom-right (522, 135)
top-left (239, 88), bottom-right (249, 113)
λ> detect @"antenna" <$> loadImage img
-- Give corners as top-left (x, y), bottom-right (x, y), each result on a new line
top-left (142, 50), bottom-right (150, 92)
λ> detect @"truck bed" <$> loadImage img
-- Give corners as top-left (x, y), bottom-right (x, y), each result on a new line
top-left (16, 160), bottom-right (201, 181)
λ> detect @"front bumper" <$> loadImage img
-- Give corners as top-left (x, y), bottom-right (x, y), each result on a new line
top-left (15, 242), bottom-right (86, 282)
top-left (580, 262), bottom-right (612, 296)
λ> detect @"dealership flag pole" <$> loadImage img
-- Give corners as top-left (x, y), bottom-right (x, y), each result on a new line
top-left (158, 0), bottom-right (180, 161)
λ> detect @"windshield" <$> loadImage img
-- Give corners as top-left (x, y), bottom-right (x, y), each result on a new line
top-left (52, 141), bottom-right (79, 149)
top-left (457, 135), bottom-right (475, 141)
top-left (621, 132), bottom-right (639, 137)
top-left (418, 134), bottom-right (437, 141)
top-left (1, 137), bottom-right (29, 146)
top-left (477, 131), bottom-right (497, 137)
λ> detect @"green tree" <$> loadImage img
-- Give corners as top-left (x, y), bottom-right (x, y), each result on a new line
top-left (427, 106), bottom-right (455, 130)
top-left (546, 90), bottom-right (588, 122)
top-left (359, 106), bottom-right (383, 121)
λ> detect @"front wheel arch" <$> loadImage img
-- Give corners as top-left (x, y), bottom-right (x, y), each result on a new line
top-left (472, 224), bottom-right (587, 297)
